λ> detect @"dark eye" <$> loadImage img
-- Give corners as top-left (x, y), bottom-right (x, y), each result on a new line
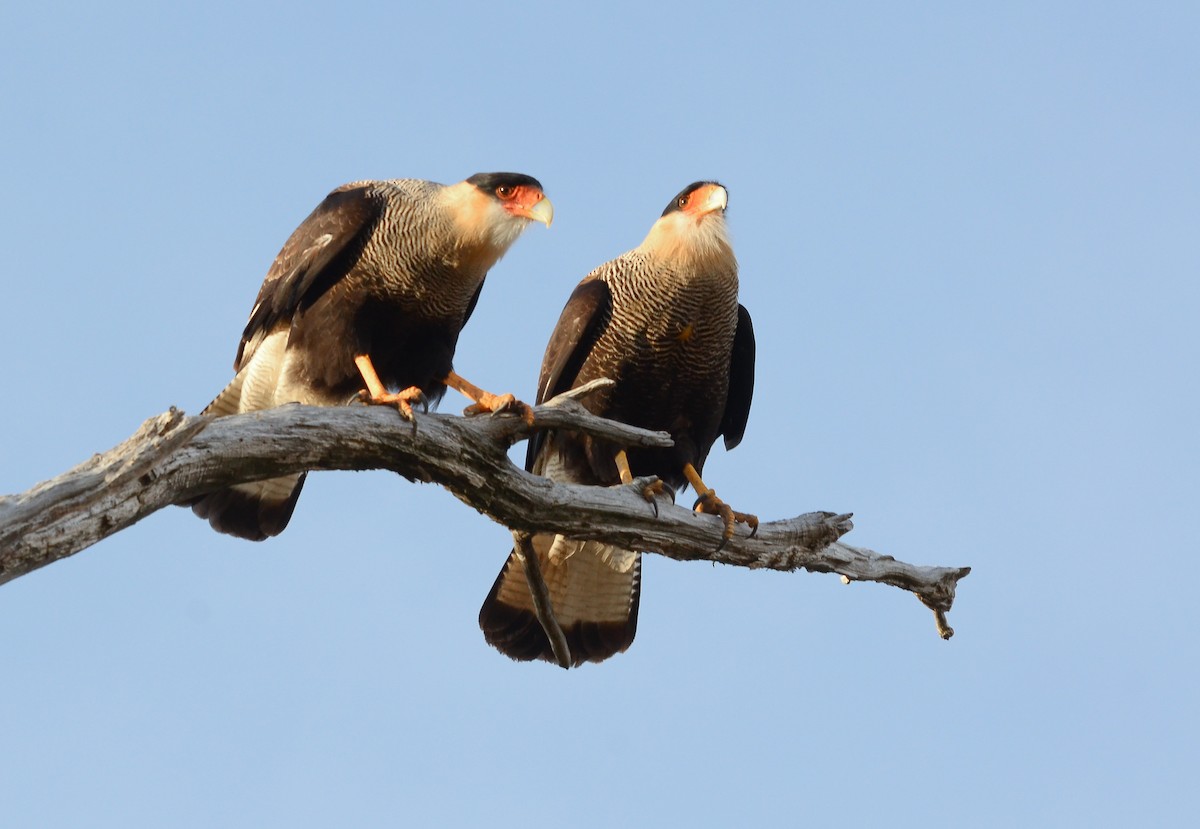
top-left (497, 185), bottom-right (516, 200)
top-left (678, 195), bottom-right (689, 208)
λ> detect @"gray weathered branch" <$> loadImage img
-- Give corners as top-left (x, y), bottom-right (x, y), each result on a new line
top-left (0, 382), bottom-right (970, 637)
top-left (511, 530), bottom-right (572, 669)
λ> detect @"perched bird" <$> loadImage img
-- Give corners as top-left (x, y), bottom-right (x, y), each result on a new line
top-left (188, 173), bottom-right (553, 541)
top-left (478, 181), bottom-right (755, 667)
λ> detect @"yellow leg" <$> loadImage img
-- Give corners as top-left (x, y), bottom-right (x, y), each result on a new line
top-left (354, 354), bottom-right (426, 420)
top-left (682, 462), bottom-right (759, 545)
top-left (354, 355), bottom-right (386, 399)
top-left (444, 370), bottom-right (533, 423)
top-left (682, 462), bottom-right (709, 496)
top-left (616, 449), bottom-right (664, 507)
top-left (615, 449), bottom-right (634, 484)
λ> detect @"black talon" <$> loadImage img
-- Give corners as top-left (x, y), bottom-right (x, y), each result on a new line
top-left (393, 401), bottom-right (419, 436)
top-left (628, 476), bottom-right (662, 518)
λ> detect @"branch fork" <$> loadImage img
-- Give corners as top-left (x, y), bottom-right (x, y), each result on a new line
top-left (0, 380), bottom-right (970, 640)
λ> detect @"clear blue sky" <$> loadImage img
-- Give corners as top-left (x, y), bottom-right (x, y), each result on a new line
top-left (2, 2), bottom-right (1196, 826)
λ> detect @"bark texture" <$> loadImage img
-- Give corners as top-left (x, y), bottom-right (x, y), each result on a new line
top-left (0, 380), bottom-right (970, 637)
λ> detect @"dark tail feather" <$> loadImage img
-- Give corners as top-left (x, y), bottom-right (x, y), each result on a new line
top-left (478, 536), bottom-right (641, 667)
top-left (186, 473), bottom-right (306, 541)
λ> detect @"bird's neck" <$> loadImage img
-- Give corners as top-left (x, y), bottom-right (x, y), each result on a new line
top-left (440, 181), bottom-right (529, 266)
top-left (638, 215), bottom-right (735, 276)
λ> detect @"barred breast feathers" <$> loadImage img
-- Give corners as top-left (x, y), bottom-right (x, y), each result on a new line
top-left (345, 181), bottom-right (483, 318)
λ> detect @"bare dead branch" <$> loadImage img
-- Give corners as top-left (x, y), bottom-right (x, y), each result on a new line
top-left (511, 531), bottom-right (572, 668)
top-left (0, 390), bottom-right (970, 636)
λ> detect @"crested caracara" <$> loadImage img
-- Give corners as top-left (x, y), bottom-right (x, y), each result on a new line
top-left (189, 173), bottom-right (552, 540)
top-left (479, 181), bottom-right (755, 667)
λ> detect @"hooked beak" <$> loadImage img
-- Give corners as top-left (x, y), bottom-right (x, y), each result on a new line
top-left (521, 194), bottom-right (554, 228)
top-left (692, 183), bottom-right (728, 215)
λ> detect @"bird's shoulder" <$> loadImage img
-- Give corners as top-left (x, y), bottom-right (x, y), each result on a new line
top-left (233, 183), bottom-right (390, 369)
top-left (590, 249), bottom-right (651, 284)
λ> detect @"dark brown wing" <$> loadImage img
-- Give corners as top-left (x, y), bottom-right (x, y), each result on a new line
top-left (524, 278), bottom-right (612, 470)
top-left (461, 277), bottom-right (486, 329)
top-left (234, 184), bottom-right (382, 370)
top-left (720, 303), bottom-right (755, 450)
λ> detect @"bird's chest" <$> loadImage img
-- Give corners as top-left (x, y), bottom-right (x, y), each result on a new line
top-left (350, 219), bottom-right (487, 316)
top-left (628, 284), bottom-right (732, 368)
top-left (361, 252), bottom-right (482, 320)
top-left (592, 290), bottom-right (736, 425)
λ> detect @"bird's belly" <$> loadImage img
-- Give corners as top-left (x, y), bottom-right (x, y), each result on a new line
top-left (288, 299), bottom-right (459, 403)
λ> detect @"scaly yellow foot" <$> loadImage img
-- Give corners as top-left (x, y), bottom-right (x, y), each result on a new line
top-left (615, 449), bottom-right (665, 516)
top-left (683, 462), bottom-right (758, 549)
top-left (445, 370), bottom-right (534, 424)
top-left (354, 354), bottom-right (427, 421)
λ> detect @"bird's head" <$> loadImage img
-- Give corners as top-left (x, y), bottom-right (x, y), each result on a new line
top-left (661, 181), bottom-right (728, 221)
top-left (641, 181), bottom-right (733, 267)
top-left (467, 172), bottom-right (554, 227)
top-left (442, 172), bottom-right (552, 266)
